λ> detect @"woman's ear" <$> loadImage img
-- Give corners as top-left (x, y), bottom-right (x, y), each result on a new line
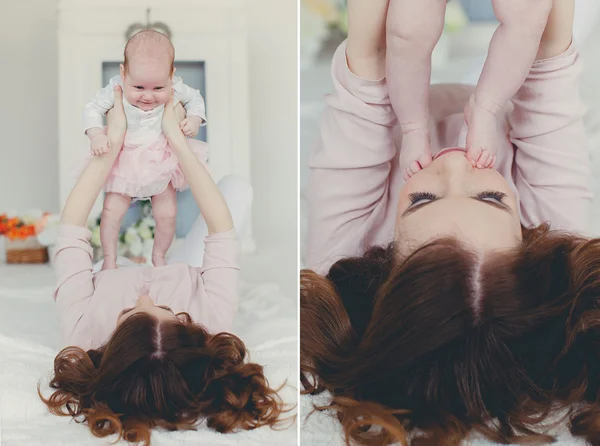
top-left (176, 313), bottom-right (191, 324)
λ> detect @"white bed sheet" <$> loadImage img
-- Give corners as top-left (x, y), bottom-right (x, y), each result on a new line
top-left (0, 265), bottom-right (298, 446)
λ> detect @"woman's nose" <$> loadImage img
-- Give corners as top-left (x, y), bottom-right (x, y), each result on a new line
top-left (136, 295), bottom-right (153, 307)
top-left (439, 152), bottom-right (473, 194)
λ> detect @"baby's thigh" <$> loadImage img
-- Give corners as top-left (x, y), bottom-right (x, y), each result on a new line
top-left (492, 0), bottom-right (552, 27)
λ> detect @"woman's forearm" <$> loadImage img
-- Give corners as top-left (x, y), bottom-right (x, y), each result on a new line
top-left (62, 87), bottom-right (127, 227)
top-left (346, 0), bottom-right (389, 79)
top-left (168, 134), bottom-right (234, 234)
top-left (60, 137), bottom-right (123, 227)
top-left (537, 0), bottom-right (575, 60)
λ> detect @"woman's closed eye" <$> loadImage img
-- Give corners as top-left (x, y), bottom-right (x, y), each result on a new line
top-left (405, 190), bottom-right (509, 215)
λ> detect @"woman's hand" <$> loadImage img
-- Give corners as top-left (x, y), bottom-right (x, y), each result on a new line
top-left (346, 0), bottom-right (389, 80)
top-left (105, 86), bottom-right (127, 153)
top-left (162, 90), bottom-right (187, 145)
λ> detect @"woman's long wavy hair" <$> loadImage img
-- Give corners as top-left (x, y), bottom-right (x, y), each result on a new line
top-left (39, 313), bottom-right (286, 445)
top-left (301, 224), bottom-right (600, 445)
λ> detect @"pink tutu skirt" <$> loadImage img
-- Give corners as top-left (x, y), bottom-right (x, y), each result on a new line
top-left (89, 131), bottom-right (209, 199)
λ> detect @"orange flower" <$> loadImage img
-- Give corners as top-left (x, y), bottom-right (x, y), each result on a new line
top-left (0, 213), bottom-right (47, 240)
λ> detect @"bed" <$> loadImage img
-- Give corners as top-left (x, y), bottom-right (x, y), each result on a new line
top-left (0, 265), bottom-right (298, 445)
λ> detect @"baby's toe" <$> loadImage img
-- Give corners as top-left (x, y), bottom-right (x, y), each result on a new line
top-left (403, 161), bottom-right (423, 181)
top-left (477, 151), bottom-right (493, 169)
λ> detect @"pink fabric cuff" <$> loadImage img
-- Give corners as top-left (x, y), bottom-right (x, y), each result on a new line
top-left (58, 224), bottom-right (92, 241)
top-left (531, 41), bottom-right (579, 73)
top-left (333, 40), bottom-right (391, 106)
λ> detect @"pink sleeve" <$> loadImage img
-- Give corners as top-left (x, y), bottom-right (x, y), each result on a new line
top-left (199, 229), bottom-right (240, 333)
top-left (306, 41), bottom-right (397, 273)
top-left (53, 224), bottom-right (95, 345)
top-left (510, 44), bottom-right (593, 233)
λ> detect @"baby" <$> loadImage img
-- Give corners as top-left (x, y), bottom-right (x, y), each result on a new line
top-left (387, 0), bottom-right (553, 179)
top-left (83, 30), bottom-right (208, 270)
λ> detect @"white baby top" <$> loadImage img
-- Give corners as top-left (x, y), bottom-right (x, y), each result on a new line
top-left (82, 75), bottom-right (207, 134)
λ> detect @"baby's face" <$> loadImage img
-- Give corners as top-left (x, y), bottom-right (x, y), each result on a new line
top-left (120, 57), bottom-right (172, 111)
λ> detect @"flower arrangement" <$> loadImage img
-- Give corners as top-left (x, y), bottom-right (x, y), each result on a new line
top-left (88, 201), bottom-right (156, 262)
top-left (0, 211), bottom-right (52, 264)
top-left (0, 212), bottom-right (50, 241)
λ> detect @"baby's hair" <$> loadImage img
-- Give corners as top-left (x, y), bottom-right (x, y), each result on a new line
top-left (123, 30), bottom-right (175, 75)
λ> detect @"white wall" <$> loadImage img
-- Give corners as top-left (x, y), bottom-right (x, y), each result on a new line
top-left (0, 0), bottom-right (298, 293)
top-left (246, 0), bottom-right (298, 292)
top-left (0, 0), bottom-right (59, 213)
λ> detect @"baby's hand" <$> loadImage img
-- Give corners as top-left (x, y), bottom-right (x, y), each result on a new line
top-left (90, 134), bottom-right (110, 156)
top-left (179, 116), bottom-right (203, 138)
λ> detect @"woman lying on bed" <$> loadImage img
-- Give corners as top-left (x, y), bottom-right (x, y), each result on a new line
top-left (301, 0), bottom-right (600, 444)
top-left (39, 88), bottom-right (285, 444)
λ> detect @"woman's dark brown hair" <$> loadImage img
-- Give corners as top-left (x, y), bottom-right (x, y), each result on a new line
top-left (39, 313), bottom-right (285, 445)
top-left (301, 224), bottom-right (600, 445)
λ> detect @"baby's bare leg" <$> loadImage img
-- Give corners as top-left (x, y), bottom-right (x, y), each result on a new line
top-left (151, 184), bottom-right (177, 267)
top-left (466, 0), bottom-right (553, 168)
top-left (100, 192), bottom-right (132, 270)
top-left (386, 0), bottom-right (446, 180)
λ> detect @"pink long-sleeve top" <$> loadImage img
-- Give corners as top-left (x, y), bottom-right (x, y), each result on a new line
top-left (306, 41), bottom-right (593, 274)
top-left (53, 224), bottom-right (240, 350)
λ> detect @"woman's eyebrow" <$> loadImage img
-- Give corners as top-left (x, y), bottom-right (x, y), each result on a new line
top-left (119, 307), bottom-right (135, 318)
top-left (157, 305), bottom-right (175, 314)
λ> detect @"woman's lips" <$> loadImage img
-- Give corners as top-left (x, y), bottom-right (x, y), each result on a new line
top-left (433, 147), bottom-right (467, 160)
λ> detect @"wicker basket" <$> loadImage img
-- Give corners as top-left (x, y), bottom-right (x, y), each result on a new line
top-left (6, 238), bottom-right (49, 264)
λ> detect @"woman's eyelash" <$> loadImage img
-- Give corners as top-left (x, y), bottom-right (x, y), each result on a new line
top-left (408, 190), bottom-right (506, 205)
top-left (408, 192), bottom-right (437, 204)
top-left (476, 190), bottom-right (506, 202)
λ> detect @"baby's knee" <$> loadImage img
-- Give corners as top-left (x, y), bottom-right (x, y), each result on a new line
top-left (386, 1), bottom-right (445, 52)
top-left (153, 198), bottom-right (177, 222)
top-left (102, 194), bottom-right (130, 219)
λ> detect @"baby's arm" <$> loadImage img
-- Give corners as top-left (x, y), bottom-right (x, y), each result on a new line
top-left (466, 0), bottom-right (553, 167)
top-left (83, 81), bottom-right (118, 156)
top-left (173, 77), bottom-right (206, 138)
top-left (386, 0), bottom-right (446, 180)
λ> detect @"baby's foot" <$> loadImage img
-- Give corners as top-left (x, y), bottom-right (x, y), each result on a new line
top-left (152, 254), bottom-right (167, 267)
top-left (465, 96), bottom-right (498, 169)
top-left (399, 128), bottom-right (433, 181)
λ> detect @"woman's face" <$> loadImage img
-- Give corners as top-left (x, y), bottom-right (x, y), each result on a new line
top-left (116, 294), bottom-right (178, 325)
top-left (395, 148), bottom-right (522, 255)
